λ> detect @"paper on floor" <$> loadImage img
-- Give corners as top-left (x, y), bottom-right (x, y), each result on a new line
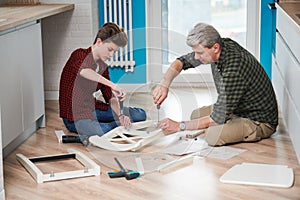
top-left (162, 136), bottom-right (246, 160)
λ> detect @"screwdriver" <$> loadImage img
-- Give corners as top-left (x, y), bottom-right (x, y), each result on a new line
top-left (62, 135), bottom-right (89, 146)
top-left (108, 157), bottom-right (140, 180)
top-left (118, 97), bottom-right (124, 115)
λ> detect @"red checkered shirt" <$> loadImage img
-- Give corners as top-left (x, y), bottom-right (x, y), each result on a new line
top-left (59, 47), bottom-right (112, 121)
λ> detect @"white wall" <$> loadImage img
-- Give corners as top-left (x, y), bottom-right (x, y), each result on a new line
top-left (40, 0), bottom-right (99, 100)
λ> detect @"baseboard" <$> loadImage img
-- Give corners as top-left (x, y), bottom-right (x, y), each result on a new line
top-left (3, 119), bottom-right (40, 158)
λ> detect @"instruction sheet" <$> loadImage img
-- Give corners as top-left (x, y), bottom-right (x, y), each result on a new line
top-left (162, 137), bottom-right (246, 160)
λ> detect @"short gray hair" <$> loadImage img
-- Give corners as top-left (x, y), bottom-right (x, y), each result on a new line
top-left (186, 23), bottom-right (221, 48)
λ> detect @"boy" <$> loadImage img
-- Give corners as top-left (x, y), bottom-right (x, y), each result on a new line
top-left (59, 22), bottom-right (146, 137)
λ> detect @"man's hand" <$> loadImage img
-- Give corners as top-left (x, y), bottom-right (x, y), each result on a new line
top-left (152, 84), bottom-right (169, 105)
top-left (157, 118), bottom-right (180, 135)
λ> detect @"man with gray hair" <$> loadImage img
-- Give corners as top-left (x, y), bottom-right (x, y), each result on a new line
top-left (152, 23), bottom-right (278, 146)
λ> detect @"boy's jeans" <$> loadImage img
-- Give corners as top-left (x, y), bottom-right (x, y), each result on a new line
top-left (63, 106), bottom-right (146, 137)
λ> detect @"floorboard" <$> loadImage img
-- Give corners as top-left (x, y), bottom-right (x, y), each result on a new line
top-left (3, 88), bottom-right (300, 200)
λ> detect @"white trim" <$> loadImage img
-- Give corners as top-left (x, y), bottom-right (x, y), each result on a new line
top-left (146, 0), bottom-right (163, 83)
top-left (0, 190), bottom-right (5, 200)
top-left (247, 0), bottom-right (261, 59)
top-left (0, 107), bottom-right (4, 200)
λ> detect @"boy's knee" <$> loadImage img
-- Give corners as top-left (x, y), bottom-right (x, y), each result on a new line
top-left (138, 112), bottom-right (147, 121)
top-left (132, 109), bottom-right (147, 122)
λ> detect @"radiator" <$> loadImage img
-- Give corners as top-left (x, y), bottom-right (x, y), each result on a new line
top-left (103, 0), bottom-right (135, 72)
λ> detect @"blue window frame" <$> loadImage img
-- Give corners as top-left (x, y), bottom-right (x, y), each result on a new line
top-left (260, 0), bottom-right (277, 79)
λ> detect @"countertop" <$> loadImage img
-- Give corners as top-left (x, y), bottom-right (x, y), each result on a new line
top-left (278, 1), bottom-right (300, 27)
top-left (0, 4), bottom-right (74, 32)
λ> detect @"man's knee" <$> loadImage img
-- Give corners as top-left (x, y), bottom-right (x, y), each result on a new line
top-left (259, 123), bottom-right (276, 139)
top-left (205, 136), bottom-right (224, 146)
top-left (204, 128), bottom-right (227, 146)
top-left (204, 120), bottom-right (246, 146)
top-left (204, 119), bottom-right (271, 146)
top-left (190, 105), bottom-right (212, 120)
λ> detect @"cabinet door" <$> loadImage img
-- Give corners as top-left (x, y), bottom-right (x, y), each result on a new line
top-left (0, 30), bottom-right (23, 147)
top-left (19, 22), bottom-right (45, 130)
top-left (276, 33), bottom-right (300, 112)
top-left (275, 32), bottom-right (300, 164)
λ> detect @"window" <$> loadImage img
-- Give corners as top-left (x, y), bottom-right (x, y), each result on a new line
top-left (148, 0), bottom-right (258, 85)
top-left (162, 0), bottom-right (247, 65)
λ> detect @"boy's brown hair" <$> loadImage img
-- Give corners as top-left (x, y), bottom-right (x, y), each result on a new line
top-left (93, 22), bottom-right (128, 47)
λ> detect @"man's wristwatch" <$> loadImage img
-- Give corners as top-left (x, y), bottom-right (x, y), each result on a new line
top-left (179, 121), bottom-right (186, 131)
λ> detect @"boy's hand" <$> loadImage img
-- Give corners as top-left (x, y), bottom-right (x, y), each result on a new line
top-left (119, 115), bottom-right (131, 128)
top-left (112, 85), bottom-right (126, 101)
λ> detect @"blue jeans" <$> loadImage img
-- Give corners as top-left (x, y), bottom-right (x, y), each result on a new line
top-left (62, 106), bottom-right (146, 137)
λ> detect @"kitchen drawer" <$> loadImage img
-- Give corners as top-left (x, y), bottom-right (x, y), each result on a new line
top-left (273, 55), bottom-right (300, 163)
top-left (276, 33), bottom-right (300, 113)
top-left (276, 4), bottom-right (300, 61)
top-left (286, 94), bottom-right (300, 162)
top-left (272, 55), bottom-right (288, 121)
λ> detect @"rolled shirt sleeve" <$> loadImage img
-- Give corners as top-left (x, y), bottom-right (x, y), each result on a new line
top-left (177, 52), bottom-right (202, 70)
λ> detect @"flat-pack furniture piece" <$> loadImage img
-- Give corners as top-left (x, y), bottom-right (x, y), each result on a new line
top-left (89, 120), bottom-right (164, 152)
top-left (16, 148), bottom-right (100, 183)
top-left (220, 162), bottom-right (294, 188)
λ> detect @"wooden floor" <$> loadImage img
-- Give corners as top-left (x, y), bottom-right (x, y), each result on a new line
top-left (3, 89), bottom-right (300, 200)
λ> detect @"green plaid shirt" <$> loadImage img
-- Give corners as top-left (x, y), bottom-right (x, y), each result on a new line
top-left (178, 38), bottom-right (278, 129)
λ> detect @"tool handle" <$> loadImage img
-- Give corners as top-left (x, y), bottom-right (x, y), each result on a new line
top-left (124, 171), bottom-right (140, 180)
top-left (62, 135), bottom-right (89, 146)
top-left (108, 171), bottom-right (140, 180)
top-left (118, 97), bottom-right (124, 115)
top-left (62, 135), bottom-right (81, 143)
top-left (108, 171), bottom-right (125, 178)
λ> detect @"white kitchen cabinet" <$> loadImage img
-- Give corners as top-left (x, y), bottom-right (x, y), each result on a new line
top-left (0, 26), bottom-right (24, 149)
top-left (273, 4), bottom-right (300, 164)
top-left (19, 22), bottom-right (45, 131)
top-left (0, 21), bottom-right (45, 157)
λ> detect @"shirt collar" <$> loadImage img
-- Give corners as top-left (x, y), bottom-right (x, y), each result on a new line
top-left (215, 38), bottom-right (225, 69)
